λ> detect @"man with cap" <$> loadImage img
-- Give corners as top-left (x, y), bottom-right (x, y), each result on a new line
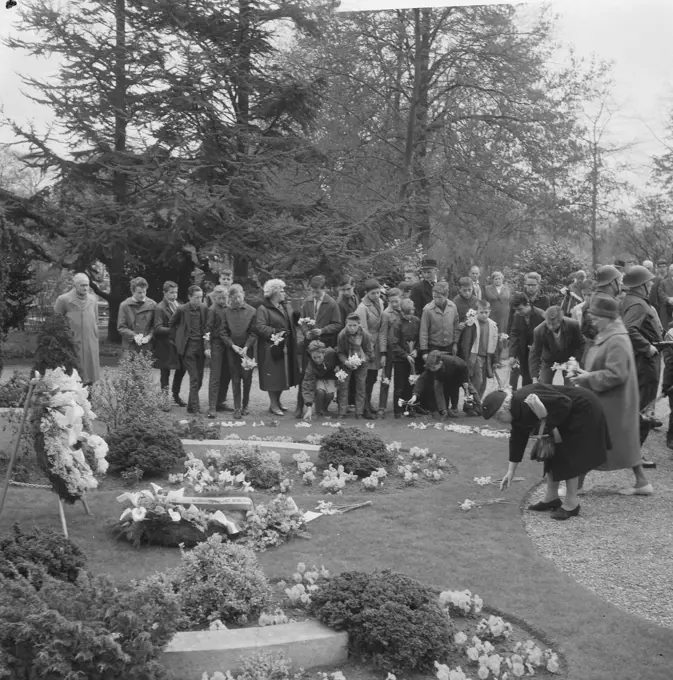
top-left (621, 265), bottom-right (664, 457)
top-left (507, 292), bottom-right (545, 390)
top-left (410, 258), bottom-right (438, 316)
top-left (649, 259), bottom-right (668, 317)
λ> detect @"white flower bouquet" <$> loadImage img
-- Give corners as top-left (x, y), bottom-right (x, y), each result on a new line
top-left (499, 333), bottom-right (509, 342)
top-left (241, 355), bottom-right (257, 371)
top-left (335, 368), bottom-right (349, 383)
top-left (134, 333), bottom-right (151, 346)
top-left (270, 331), bottom-right (286, 346)
top-left (551, 356), bottom-right (580, 376)
top-left (465, 308), bottom-right (478, 326)
top-left (380, 376), bottom-right (391, 385)
top-left (345, 354), bottom-right (364, 370)
top-left (203, 332), bottom-right (211, 342)
top-left (32, 368), bottom-right (109, 503)
top-left (298, 317), bottom-right (316, 327)
top-left (408, 374), bottom-right (419, 385)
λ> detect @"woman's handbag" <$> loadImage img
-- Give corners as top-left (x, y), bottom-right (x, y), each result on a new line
top-left (530, 418), bottom-right (556, 462)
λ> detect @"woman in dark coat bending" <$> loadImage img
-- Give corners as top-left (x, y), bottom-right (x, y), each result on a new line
top-left (482, 383), bottom-right (609, 520)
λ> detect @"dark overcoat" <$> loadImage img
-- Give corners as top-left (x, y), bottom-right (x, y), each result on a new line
top-left (255, 299), bottom-right (301, 392)
top-left (153, 299), bottom-right (180, 370)
top-left (508, 383), bottom-right (609, 482)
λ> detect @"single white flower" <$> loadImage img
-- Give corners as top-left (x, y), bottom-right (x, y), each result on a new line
top-left (131, 507), bottom-right (147, 522)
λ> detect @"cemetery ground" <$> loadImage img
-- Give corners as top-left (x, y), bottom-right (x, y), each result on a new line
top-left (2, 359), bottom-right (673, 680)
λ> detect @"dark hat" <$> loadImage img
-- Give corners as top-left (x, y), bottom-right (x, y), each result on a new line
top-left (482, 390), bottom-right (507, 420)
top-left (420, 258), bottom-right (438, 269)
top-left (595, 265), bottom-right (621, 287)
top-left (510, 291), bottom-right (530, 308)
top-left (588, 294), bottom-right (619, 319)
top-left (657, 259), bottom-right (668, 266)
top-left (622, 265), bottom-right (654, 288)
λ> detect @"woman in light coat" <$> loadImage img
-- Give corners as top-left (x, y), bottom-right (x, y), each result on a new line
top-left (571, 295), bottom-right (652, 495)
top-left (356, 279), bottom-right (384, 418)
top-left (483, 271), bottom-right (511, 334)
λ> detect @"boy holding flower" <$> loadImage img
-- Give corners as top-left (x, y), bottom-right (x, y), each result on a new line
top-left (301, 340), bottom-right (339, 421)
top-left (336, 314), bottom-right (374, 419)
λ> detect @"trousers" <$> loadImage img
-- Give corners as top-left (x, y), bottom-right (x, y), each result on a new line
top-left (182, 338), bottom-right (205, 412)
top-left (160, 363), bottom-right (186, 397)
top-left (208, 340), bottom-right (231, 411)
top-left (227, 350), bottom-right (253, 410)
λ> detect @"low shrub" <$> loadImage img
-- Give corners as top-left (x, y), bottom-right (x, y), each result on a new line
top-left (310, 570), bottom-right (453, 672)
top-left (0, 370), bottom-right (30, 407)
top-left (319, 427), bottom-right (394, 474)
top-left (168, 534), bottom-right (272, 628)
top-left (0, 523), bottom-right (86, 586)
top-left (207, 444), bottom-right (283, 489)
top-left (32, 314), bottom-right (81, 377)
top-left (0, 569), bottom-right (180, 680)
top-left (107, 423), bottom-right (184, 474)
top-left (202, 652), bottom-right (302, 680)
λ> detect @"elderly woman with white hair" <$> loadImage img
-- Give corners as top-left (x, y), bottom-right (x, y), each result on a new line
top-left (255, 278), bottom-right (301, 415)
top-left (482, 383), bottom-right (610, 520)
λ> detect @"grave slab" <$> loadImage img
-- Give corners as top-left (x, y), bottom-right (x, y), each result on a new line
top-left (181, 439), bottom-right (320, 465)
top-left (162, 620), bottom-right (348, 679)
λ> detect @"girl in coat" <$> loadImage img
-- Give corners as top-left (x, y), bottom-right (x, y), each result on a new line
top-left (570, 295), bottom-right (652, 495)
top-left (483, 383), bottom-right (609, 521)
top-left (255, 279), bottom-right (300, 415)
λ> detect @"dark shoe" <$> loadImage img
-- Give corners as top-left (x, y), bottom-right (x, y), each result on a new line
top-left (206, 412), bottom-right (216, 419)
top-left (550, 504), bottom-right (580, 521)
top-left (528, 498), bottom-right (562, 512)
top-left (447, 409), bottom-right (459, 418)
top-left (294, 409), bottom-right (303, 420)
top-left (363, 411), bottom-right (375, 420)
top-left (187, 408), bottom-right (200, 415)
top-left (234, 409), bottom-right (242, 420)
top-left (269, 407), bottom-right (284, 417)
top-left (642, 459), bottom-right (657, 469)
top-left (241, 407), bottom-right (249, 417)
top-left (216, 403), bottom-right (234, 412)
top-left (173, 395), bottom-right (187, 407)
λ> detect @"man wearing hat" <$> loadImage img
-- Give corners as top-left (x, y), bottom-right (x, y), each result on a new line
top-left (575, 265), bottom-right (622, 353)
top-left (649, 259), bottom-right (668, 316)
top-left (621, 265), bottom-right (664, 454)
top-left (507, 292), bottom-right (545, 390)
top-left (410, 257), bottom-right (439, 316)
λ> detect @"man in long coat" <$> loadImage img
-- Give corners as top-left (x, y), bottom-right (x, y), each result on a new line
top-left (53, 272), bottom-right (100, 385)
top-left (410, 257), bottom-right (438, 316)
top-left (153, 280), bottom-right (186, 406)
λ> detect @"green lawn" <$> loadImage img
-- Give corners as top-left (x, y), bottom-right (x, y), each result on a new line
top-left (2, 419), bottom-right (673, 680)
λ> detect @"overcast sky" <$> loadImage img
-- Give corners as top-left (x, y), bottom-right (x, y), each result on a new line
top-left (1, 0), bottom-right (672, 190)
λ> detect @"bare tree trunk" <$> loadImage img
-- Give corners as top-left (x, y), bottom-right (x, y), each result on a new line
top-left (590, 142), bottom-right (599, 270)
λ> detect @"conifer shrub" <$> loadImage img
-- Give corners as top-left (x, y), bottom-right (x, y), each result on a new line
top-left (107, 422), bottom-right (184, 474)
top-left (318, 427), bottom-right (394, 475)
top-left (32, 314), bottom-right (81, 377)
top-left (310, 570), bottom-right (453, 672)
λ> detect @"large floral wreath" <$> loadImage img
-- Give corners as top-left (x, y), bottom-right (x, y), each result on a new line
top-left (32, 367), bottom-right (109, 504)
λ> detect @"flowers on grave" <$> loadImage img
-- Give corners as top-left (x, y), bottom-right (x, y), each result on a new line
top-left (397, 464), bottom-right (419, 485)
top-left (386, 441), bottom-right (402, 453)
top-left (258, 608), bottom-right (291, 626)
top-left (344, 354), bottom-right (364, 370)
top-left (438, 589), bottom-right (484, 617)
top-left (221, 420), bottom-right (246, 427)
top-left (361, 467), bottom-right (387, 490)
top-left (431, 422), bottom-right (509, 439)
top-left (305, 433), bottom-right (323, 445)
top-left (270, 331), bottom-right (286, 346)
top-left (320, 464), bottom-right (358, 493)
top-left (335, 368), bottom-right (349, 383)
top-left (321, 421), bottom-right (343, 428)
top-left (477, 615), bottom-right (513, 640)
top-left (32, 367), bottom-right (109, 504)
top-left (168, 452), bottom-right (254, 493)
top-left (284, 561), bottom-right (329, 606)
top-left (474, 476), bottom-right (492, 486)
top-left (116, 484), bottom-right (241, 547)
top-left (423, 468), bottom-right (443, 481)
top-left (295, 421), bottom-right (312, 428)
top-left (240, 356), bottom-right (257, 371)
top-left (243, 494), bottom-right (309, 551)
top-left (316, 500), bottom-right (339, 515)
top-left (365, 422), bottom-right (375, 429)
top-left (410, 446), bottom-right (430, 460)
top-left (407, 421), bottom-right (429, 430)
top-left (292, 451), bottom-right (317, 485)
top-left (465, 308), bottom-right (478, 326)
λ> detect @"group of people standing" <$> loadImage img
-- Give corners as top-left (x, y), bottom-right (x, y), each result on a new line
top-left (482, 260), bottom-right (670, 521)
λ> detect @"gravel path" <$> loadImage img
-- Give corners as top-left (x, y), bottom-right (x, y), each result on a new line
top-left (523, 398), bottom-right (673, 630)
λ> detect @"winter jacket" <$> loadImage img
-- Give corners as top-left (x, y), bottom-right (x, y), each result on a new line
top-left (336, 326), bottom-right (374, 366)
top-left (222, 303), bottom-right (257, 351)
top-left (118, 296), bottom-right (157, 350)
top-left (419, 300), bottom-right (460, 350)
top-left (390, 315), bottom-right (421, 362)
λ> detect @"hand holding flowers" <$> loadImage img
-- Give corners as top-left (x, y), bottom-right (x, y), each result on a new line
top-left (270, 331), bottom-right (286, 346)
top-left (465, 308), bottom-right (478, 326)
top-left (241, 355), bottom-right (257, 371)
top-left (344, 354), bottom-right (364, 370)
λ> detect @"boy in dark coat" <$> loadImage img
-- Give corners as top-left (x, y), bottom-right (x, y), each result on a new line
top-left (301, 340), bottom-right (340, 420)
top-left (508, 292), bottom-right (545, 390)
top-left (336, 314), bottom-right (374, 419)
top-left (153, 280), bottom-right (186, 406)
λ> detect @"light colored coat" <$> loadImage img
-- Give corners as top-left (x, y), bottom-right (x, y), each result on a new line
top-left (420, 300), bottom-right (459, 350)
top-left (356, 297), bottom-right (384, 369)
top-left (578, 319), bottom-right (640, 470)
top-left (53, 289), bottom-right (100, 384)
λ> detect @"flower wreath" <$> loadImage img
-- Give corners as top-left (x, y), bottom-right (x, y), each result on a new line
top-left (32, 367), bottom-right (109, 504)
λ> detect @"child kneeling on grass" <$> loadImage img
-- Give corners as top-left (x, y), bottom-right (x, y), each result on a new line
top-left (301, 340), bottom-right (339, 421)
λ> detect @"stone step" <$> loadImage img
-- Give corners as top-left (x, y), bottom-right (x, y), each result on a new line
top-left (181, 439), bottom-right (320, 465)
top-left (162, 620), bottom-right (348, 679)
top-left (179, 496), bottom-right (255, 513)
